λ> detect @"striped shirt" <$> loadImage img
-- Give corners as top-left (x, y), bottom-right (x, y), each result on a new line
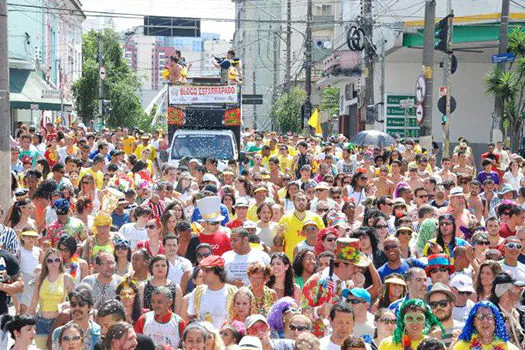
top-left (0, 225), bottom-right (19, 255)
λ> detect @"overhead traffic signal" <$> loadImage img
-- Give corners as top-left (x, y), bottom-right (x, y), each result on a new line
top-left (101, 100), bottom-right (112, 116)
top-left (435, 14), bottom-right (454, 53)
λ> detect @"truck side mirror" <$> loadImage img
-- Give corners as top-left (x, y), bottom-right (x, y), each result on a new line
top-left (239, 152), bottom-right (247, 162)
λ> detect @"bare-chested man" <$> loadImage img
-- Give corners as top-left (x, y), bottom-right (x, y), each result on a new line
top-left (407, 165), bottom-right (425, 191)
top-left (439, 157), bottom-right (458, 184)
top-left (388, 160), bottom-right (406, 184)
top-left (416, 157), bottom-right (431, 180)
top-left (452, 151), bottom-right (474, 177)
top-left (371, 165), bottom-right (395, 197)
top-left (466, 180), bottom-right (484, 222)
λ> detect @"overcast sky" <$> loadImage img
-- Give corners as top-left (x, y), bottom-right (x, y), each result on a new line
top-left (82, 0), bottom-right (236, 39)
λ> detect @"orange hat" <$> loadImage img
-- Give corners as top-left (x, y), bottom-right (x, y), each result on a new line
top-left (199, 255), bottom-right (225, 268)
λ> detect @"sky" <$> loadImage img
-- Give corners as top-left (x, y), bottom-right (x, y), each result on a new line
top-left (81, 0), bottom-right (236, 40)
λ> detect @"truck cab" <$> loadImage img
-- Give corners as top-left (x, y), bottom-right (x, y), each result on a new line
top-left (166, 77), bottom-right (242, 169)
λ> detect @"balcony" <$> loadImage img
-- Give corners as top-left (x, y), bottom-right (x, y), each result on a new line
top-left (312, 15), bottom-right (334, 30)
top-left (318, 50), bottom-right (361, 85)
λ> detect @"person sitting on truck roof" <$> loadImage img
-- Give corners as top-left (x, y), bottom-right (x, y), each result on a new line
top-left (169, 54), bottom-right (182, 84)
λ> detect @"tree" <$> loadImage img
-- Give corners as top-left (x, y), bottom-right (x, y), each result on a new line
top-left (270, 87), bottom-right (306, 133)
top-left (320, 86), bottom-right (340, 118)
top-left (72, 29), bottom-right (145, 128)
top-left (485, 26), bottom-right (525, 151)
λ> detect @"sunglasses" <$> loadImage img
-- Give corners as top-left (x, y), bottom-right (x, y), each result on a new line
top-left (375, 224), bottom-right (388, 229)
top-left (289, 324), bottom-right (309, 331)
top-left (384, 244), bottom-right (399, 251)
top-left (439, 221), bottom-right (452, 226)
top-left (475, 313), bottom-right (495, 321)
top-left (197, 252), bottom-right (211, 259)
top-left (404, 314), bottom-right (426, 325)
top-left (506, 242), bottom-right (523, 250)
top-left (325, 237), bottom-right (336, 242)
top-left (458, 291), bottom-right (473, 296)
top-left (317, 208), bottom-right (329, 213)
top-left (70, 300), bottom-right (88, 307)
top-left (284, 307), bottom-right (300, 314)
top-left (62, 335), bottom-right (82, 342)
top-left (380, 318), bottom-right (397, 325)
top-left (47, 258), bottom-right (61, 264)
top-left (346, 298), bottom-right (364, 305)
top-left (146, 224), bottom-right (157, 229)
top-left (474, 240), bottom-right (490, 246)
top-left (429, 300), bottom-right (449, 309)
top-left (430, 267), bottom-right (450, 274)
top-left (304, 226), bottom-right (318, 232)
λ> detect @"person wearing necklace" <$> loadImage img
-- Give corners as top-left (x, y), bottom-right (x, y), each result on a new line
top-left (136, 218), bottom-right (165, 257)
top-left (378, 299), bottom-right (443, 350)
top-left (58, 235), bottom-right (88, 285)
top-left (80, 213), bottom-right (115, 267)
top-left (452, 300), bottom-right (519, 350)
top-left (247, 262), bottom-right (276, 315)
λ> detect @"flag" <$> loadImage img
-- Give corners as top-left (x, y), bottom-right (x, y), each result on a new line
top-left (307, 108), bottom-right (322, 135)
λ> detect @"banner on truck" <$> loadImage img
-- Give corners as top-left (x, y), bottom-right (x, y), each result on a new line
top-left (168, 85), bottom-right (239, 105)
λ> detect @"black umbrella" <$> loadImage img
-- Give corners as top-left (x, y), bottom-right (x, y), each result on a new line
top-left (350, 130), bottom-right (395, 148)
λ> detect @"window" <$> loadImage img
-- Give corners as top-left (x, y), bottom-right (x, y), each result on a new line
top-left (171, 134), bottom-right (234, 160)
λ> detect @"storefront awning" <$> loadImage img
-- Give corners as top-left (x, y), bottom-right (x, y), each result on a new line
top-left (9, 69), bottom-right (72, 111)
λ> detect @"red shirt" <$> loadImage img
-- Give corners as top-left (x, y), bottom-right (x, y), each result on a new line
top-left (136, 240), bottom-right (165, 256)
top-left (226, 219), bottom-right (243, 230)
top-left (499, 222), bottom-right (516, 239)
top-left (198, 231), bottom-right (231, 256)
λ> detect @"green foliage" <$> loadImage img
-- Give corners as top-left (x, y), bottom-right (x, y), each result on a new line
top-left (320, 86), bottom-right (340, 117)
top-left (271, 87), bottom-right (306, 133)
top-left (485, 25), bottom-right (525, 151)
top-left (72, 29), bottom-right (145, 128)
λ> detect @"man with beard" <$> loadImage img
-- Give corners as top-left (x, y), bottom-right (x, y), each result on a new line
top-left (275, 191), bottom-right (324, 260)
top-left (319, 302), bottom-right (371, 350)
top-left (377, 237), bottom-right (426, 282)
top-left (52, 285), bottom-right (101, 350)
top-left (81, 251), bottom-right (123, 310)
top-left (135, 286), bottom-right (185, 348)
top-left (424, 283), bottom-right (461, 347)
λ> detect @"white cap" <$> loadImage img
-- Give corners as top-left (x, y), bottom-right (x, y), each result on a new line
top-left (202, 173), bottom-right (219, 184)
top-left (238, 336), bottom-right (262, 350)
top-left (243, 220), bottom-right (257, 229)
top-left (450, 274), bottom-right (475, 293)
top-left (450, 186), bottom-right (465, 197)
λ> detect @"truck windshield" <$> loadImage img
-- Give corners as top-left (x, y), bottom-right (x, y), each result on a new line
top-left (171, 134), bottom-right (234, 160)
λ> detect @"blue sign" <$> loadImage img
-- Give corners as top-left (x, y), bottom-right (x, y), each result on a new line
top-left (492, 53), bottom-right (515, 63)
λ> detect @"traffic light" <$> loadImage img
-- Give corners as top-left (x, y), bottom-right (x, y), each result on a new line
top-left (435, 14), bottom-right (454, 52)
top-left (101, 100), bottom-right (112, 116)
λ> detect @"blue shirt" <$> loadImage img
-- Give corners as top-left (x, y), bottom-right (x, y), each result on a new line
top-left (377, 258), bottom-right (427, 282)
top-left (52, 320), bottom-right (101, 350)
top-left (191, 204), bottom-right (230, 226)
top-left (477, 170), bottom-right (500, 186)
top-left (111, 212), bottom-right (131, 230)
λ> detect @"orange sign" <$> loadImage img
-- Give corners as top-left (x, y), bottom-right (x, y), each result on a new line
top-left (167, 107), bottom-right (184, 125)
top-left (224, 108), bottom-right (241, 126)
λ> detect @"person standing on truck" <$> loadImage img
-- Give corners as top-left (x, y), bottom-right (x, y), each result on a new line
top-left (169, 55), bottom-right (182, 84)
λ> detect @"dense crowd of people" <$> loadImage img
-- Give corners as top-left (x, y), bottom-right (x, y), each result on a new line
top-left (1, 122), bottom-right (525, 350)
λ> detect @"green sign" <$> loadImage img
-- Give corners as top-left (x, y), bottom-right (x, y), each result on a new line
top-left (385, 128), bottom-right (420, 138)
top-left (386, 107), bottom-right (416, 116)
top-left (386, 95), bottom-right (416, 105)
top-left (386, 117), bottom-right (418, 127)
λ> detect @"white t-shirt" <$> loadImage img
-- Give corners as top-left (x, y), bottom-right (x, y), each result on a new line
top-left (503, 171), bottom-right (523, 191)
top-left (319, 337), bottom-right (371, 350)
top-left (187, 285), bottom-right (229, 330)
top-left (118, 223), bottom-right (147, 250)
top-left (453, 299), bottom-right (475, 326)
top-left (256, 222), bottom-right (278, 247)
top-left (167, 256), bottom-right (192, 285)
top-left (353, 312), bottom-right (376, 338)
top-left (222, 249), bottom-right (270, 285)
top-left (500, 261), bottom-right (525, 282)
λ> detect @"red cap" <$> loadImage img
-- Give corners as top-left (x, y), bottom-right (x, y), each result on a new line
top-left (199, 255), bottom-right (225, 268)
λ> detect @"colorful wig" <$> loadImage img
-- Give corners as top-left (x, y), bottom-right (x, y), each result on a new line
top-left (266, 297), bottom-right (297, 338)
top-left (392, 299), bottom-right (444, 344)
top-left (457, 301), bottom-right (509, 343)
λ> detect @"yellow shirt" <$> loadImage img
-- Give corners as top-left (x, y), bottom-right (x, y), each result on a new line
top-left (122, 136), bottom-right (136, 155)
top-left (278, 154), bottom-right (294, 175)
top-left (378, 336), bottom-right (424, 350)
top-left (247, 204), bottom-right (259, 222)
top-left (134, 144), bottom-right (157, 161)
top-left (279, 211), bottom-right (325, 261)
top-left (453, 340), bottom-right (519, 350)
top-left (39, 274), bottom-right (65, 312)
top-left (79, 167), bottom-right (104, 189)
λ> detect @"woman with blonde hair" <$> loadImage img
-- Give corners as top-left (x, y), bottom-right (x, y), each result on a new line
top-left (28, 248), bottom-right (74, 348)
top-left (228, 287), bottom-right (256, 323)
top-left (247, 262), bottom-right (277, 315)
top-left (202, 321), bottom-right (226, 350)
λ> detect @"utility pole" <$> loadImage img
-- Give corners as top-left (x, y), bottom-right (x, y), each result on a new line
top-left (252, 69), bottom-right (257, 129)
top-left (421, 0), bottom-right (435, 150)
top-left (0, 0), bottom-right (11, 212)
top-left (362, 0), bottom-right (374, 124)
top-left (491, 0), bottom-right (510, 143)
top-left (303, 0), bottom-right (312, 129)
top-left (272, 30), bottom-right (279, 131)
top-left (284, 0), bottom-right (291, 92)
top-left (97, 32), bottom-right (104, 123)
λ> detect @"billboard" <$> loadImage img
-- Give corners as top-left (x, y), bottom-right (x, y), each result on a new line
top-left (144, 16), bottom-right (201, 37)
